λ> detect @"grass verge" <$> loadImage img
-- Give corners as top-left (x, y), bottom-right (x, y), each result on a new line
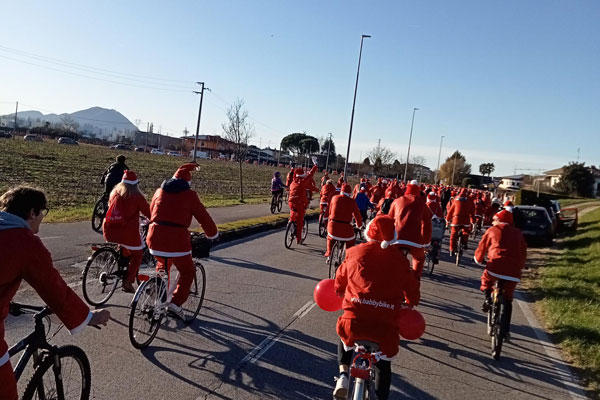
top-left (210, 209), bottom-right (320, 232)
top-left (559, 198), bottom-right (599, 208)
top-left (527, 207), bottom-right (600, 397)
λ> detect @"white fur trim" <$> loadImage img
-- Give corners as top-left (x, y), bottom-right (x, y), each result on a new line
top-left (296, 173), bottom-right (306, 178)
top-left (450, 223), bottom-right (471, 227)
top-left (410, 180), bottom-right (419, 185)
top-left (474, 257), bottom-right (486, 267)
top-left (207, 232), bottom-right (219, 240)
top-left (381, 241), bottom-right (389, 249)
top-left (505, 206), bottom-right (514, 213)
top-left (122, 179), bottom-right (138, 185)
top-left (327, 232), bottom-right (355, 241)
top-left (392, 239), bottom-right (426, 248)
top-left (149, 249), bottom-right (192, 257)
top-left (342, 192), bottom-right (352, 197)
top-left (0, 351), bottom-right (9, 367)
top-left (69, 311), bottom-right (93, 335)
top-left (487, 270), bottom-right (521, 283)
top-left (120, 243), bottom-right (145, 251)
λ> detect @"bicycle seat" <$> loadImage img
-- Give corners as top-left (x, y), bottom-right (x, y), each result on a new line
top-left (354, 340), bottom-right (380, 352)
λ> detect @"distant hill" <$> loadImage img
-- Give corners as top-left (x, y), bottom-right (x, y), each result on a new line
top-left (0, 106), bottom-right (138, 141)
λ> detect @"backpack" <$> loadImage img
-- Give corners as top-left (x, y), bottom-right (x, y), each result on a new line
top-left (380, 198), bottom-right (394, 215)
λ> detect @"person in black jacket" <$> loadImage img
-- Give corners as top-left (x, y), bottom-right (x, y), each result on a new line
top-left (100, 155), bottom-right (129, 195)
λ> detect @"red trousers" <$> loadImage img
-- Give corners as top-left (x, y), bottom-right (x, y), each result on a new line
top-left (0, 361), bottom-right (17, 400)
top-left (410, 247), bottom-right (425, 278)
top-left (449, 225), bottom-right (471, 252)
top-left (156, 254), bottom-right (195, 307)
top-left (289, 203), bottom-right (306, 242)
top-left (122, 248), bottom-right (144, 284)
top-left (325, 238), bottom-right (355, 257)
top-left (480, 270), bottom-right (517, 301)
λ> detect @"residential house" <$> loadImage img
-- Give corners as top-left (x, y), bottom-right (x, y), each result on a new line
top-left (544, 166), bottom-right (600, 197)
top-left (498, 174), bottom-right (524, 191)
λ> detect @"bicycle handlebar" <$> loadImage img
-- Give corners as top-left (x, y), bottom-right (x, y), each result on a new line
top-left (9, 302), bottom-right (52, 319)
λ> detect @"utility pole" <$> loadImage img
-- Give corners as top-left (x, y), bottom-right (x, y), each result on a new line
top-left (14, 101), bottom-right (18, 131)
top-left (258, 138), bottom-right (262, 164)
top-left (193, 82), bottom-right (210, 162)
top-left (451, 151), bottom-right (458, 186)
top-left (434, 135), bottom-right (445, 184)
top-left (325, 132), bottom-right (333, 173)
top-left (277, 141), bottom-right (282, 165)
top-left (577, 148), bottom-right (581, 162)
top-left (404, 107), bottom-right (419, 182)
top-left (145, 122), bottom-right (149, 151)
top-left (357, 151), bottom-right (362, 177)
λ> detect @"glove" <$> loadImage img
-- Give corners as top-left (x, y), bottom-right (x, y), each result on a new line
top-left (311, 156), bottom-right (318, 166)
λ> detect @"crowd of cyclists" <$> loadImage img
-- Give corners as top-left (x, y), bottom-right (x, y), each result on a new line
top-left (0, 153), bottom-right (527, 399)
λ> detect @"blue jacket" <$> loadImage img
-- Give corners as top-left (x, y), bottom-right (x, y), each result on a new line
top-left (355, 192), bottom-right (374, 211)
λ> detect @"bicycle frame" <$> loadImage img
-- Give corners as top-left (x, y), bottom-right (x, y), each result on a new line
top-left (349, 344), bottom-right (380, 400)
top-left (134, 265), bottom-right (181, 316)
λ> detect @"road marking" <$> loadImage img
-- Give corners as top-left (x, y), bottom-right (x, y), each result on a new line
top-left (239, 300), bottom-right (316, 365)
top-left (40, 236), bottom-right (64, 240)
top-left (514, 292), bottom-right (587, 400)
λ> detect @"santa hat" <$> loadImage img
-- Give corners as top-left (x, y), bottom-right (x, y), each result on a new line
top-left (405, 180), bottom-right (420, 196)
top-left (122, 170), bottom-right (138, 185)
top-left (459, 188), bottom-right (468, 198)
top-left (494, 210), bottom-right (513, 225)
top-left (174, 163), bottom-right (198, 182)
top-left (341, 184), bottom-right (352, 197)
top-left (385, 188), bottom-right (394, 198)
top-left (295, 167), bottom-right (306, 178)
top-left (365, 215), bottom-right (397, 249)
top-left (504, 200), bottom-right (514, 207)
top-left (426, 191), bottom-right (437, 202)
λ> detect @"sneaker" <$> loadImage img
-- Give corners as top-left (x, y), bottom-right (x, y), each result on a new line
top-left (333, 374), bottom-right (349, 399)
top-left (481, 299), bottom-right (491, 312)
top-left (121, 281), bottom-right (135, 293)
top-left (168, 303), bottom-right (185, 320)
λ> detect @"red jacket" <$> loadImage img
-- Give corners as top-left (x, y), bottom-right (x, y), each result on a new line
top-left (147, 179), bottom-right (218, 257)
top-left (0, 215), bottom-right (90, 365)
top-left (388, 185), bottom-right (433, 247)
top-left (473, 198), bottom-right (486, 218)
top-left (427, 200), bottom-right (444, 219)
top-left (474, 223), bottom-right (527, 282)
top-left (103, 191), bottom-right (151, 250)
top-left (286, 170), bottom-right (294, 187)
top-left (320, 183), bottom-right (337, 205)
top-left (370, 185), bottom-right (385, 204)
top-left (446, 196), bottom-right (474, 226)
top-left (288, 165), bottom-right (318, 209)
top-left (335, 242), bottom-right (420, 358)
top-left (327, 193), bottom-right (363, 240)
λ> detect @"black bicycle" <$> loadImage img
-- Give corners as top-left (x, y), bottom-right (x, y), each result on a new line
top-left (424, 240), bottom-right (441, 276)
top-left (327, 239), bottom-right (346, 279)
top-left (270, 191), bottom-right (284, 214)
top-left (318, 205), bottom-right (328, 238)
top-left (8, 302), bottom-right (92, 400)
top-left (91, 193), bottom-right (108, 234)
top-left (284, 219), bottom-right (308, 249)
top-left (487, 279), bottom-right (509, 360)
top-left (455, 226), bottom-right (468, 267)
top-left (82, 218), bottom-right (155, 306)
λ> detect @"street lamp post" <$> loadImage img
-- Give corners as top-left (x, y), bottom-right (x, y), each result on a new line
top-left (403, 107), bottom-right (419, 182)
top-left (193, 81), bottom-right (209, 162)
top-left (434, 135), bottom-right (445, 184)
top-left (343, 34), bottom-right (371, 181)
top-left (451, 151), bottom-right (458, 186)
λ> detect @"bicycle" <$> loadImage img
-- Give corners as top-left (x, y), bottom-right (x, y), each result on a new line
top-left (8, 302), bottom-right (92, 400)
top-left (424, 240), bottom-right (441, 276)
top-left (82, 217), bottom-right (155, 306)
top-left (327, 239), bottom-right (347, 279)
top-left (284, 218), bottom-right (308, 249)
top-left (270, 191), bottom-right (283, 214)
top-left (453, 225), bottom-right (468, 267)
top-left (487, 279), bottom-right (509, 360)
top-left (91, 193), bottom-right (108, 234)
top-left (128, 235), bottom-right (210, 349)
top-left (346, 341), bottom-right (382, 400)
top-left (472, 216), bottom-right (483, 239)
top-left (318, 204), bottom-right (328, 238)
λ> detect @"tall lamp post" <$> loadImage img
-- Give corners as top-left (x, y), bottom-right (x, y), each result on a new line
top-left (343, 34), bottom-right (371, 181)
top-left (403, 107), bottom-right (419, 182)
top-left (434, 135), bottom-right (445, 184)
top-left (193, 82), bottom-right (209, 162)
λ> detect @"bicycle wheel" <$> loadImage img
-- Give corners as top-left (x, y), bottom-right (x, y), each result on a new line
top-left (82, 247), bottom-right (119, 306)
top-left (424, 252), bottom-right (433, 276)
top-left (301, 219), bottom-right (308, 242)
top-left (284, 222), bottom-right (295, 249)
top-left (91, 199), bottom-right (105, 234)
top-left (22, 345), bottom-right (91, 400)
top-left (318, 214), bottom-right (327, 238)
top-left (129, 278), bottom-right (164, 349)
top-left (328, 241), bottom-right (339, 279)
top-left (491, 302), bottom-right (504, 360)
top-left (182, 262), bottom-right (207, 325)
top-left (270, 196), bottom-right (276, 214)
top-left (455, 235), bottom-right (462, 266)
top-left (277, 195), bottom-right (283, 212)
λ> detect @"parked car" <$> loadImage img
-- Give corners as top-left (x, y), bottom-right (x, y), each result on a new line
top-left (167, 151), bottom-right (181, 156)
top-left (0, 132), bottom-right (13, 139)
top-left (134, 147), bottom-right (145, 152)
top-left (150, 149), bottom-right (165, 155)
top-left (513, 205), bottom-right (554, 247)
top-left (110, 144), bottom-right (132, 151)
top-left (58, 137), bottom-right (78, 145)
top-left (24, 134), bottom-right (44, 142)
top-left (550, 200), bottom-right (561, 216)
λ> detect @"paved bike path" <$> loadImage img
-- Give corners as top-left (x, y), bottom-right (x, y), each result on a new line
top-left (6, 229), bottom-right (586, 399)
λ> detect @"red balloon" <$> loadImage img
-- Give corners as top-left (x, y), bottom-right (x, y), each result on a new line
top-left (398, 308), bottom-right (426, 340)
top-left (314, 279), bottom-right (343, 312)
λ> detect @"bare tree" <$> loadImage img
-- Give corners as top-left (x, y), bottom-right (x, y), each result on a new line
top-left (60, 115), bottom-right (79, 138)
top-left (367, 143), bottom-right (396, 166)
top-left (222, 99), bottom-right (254, 201)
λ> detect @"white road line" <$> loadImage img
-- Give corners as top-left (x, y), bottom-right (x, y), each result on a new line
top-left (40, 236), bottom-right (64, 240)
top-left (514, 292), bottom-right (588, 400)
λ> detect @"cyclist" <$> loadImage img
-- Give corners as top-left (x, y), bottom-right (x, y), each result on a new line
top-left (446, 188), bottom-right (474, 255)
top-left (355, 185), bottom-right (375, 223)
top-left (426, 191), bottom-right (444, 218)
top-left (288, 158), bottom-right (318, 244)
top-left (306, 174), bottom-right (319, 208)
top-left (319, 179), bottom-right (337, 218)
top-left (388, 180), bottom-right (433, 279)
top-left (483, 198), bottom-right (502, 228)
top-left (285, 166), bottom-right (294, 188)
top-left (320, 170), bottom-right (330, 187)
top-left (370, 178), bottom-right (385, 205)
top-left (472, 192), bottom-right (486, 232)
top-left (352, 178), bottom-right (366, 198)
top-left (0, 187), bottom-right (110, 399)
top-left (333, 215), bottom-right (420, 399)
top-left (270, 171), bottom-right (286, 203)
top-left (100, 154), bottom-right (129, 196)
top-left (102, 170), bottom-right (151, 293)
top-left (325, 184), bottom-right (363, 260)
top-left (147, 163), bottom-right (219, 319)
top-left (376, 187), bottom-right (396, 216)
top-left (474, 210), bottom-right (527, 339)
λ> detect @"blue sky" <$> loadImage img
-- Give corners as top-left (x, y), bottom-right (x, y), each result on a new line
top-left (1, 1), bottom-right (598, 176)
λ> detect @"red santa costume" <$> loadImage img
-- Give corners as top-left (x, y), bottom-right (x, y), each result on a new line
top-left (1, 211), bottom-right (92, 399)
top-left (285, 167), bottom-right (294, 188)
top-left (325, 184), bottom-right (362, 257)
top-left (426, 191), bottom-right (444, 219)
top-left (147, 163), bottom-right (218, 307)
top-left (370, 180), bottom-right (385, 205)
top-left (102, 170), bottom-right (151, 287)
top-left (446, 188), bottom-right (475, 253)
top-left (471, 193), bottom-right (486, 227)
top-left (388, 180), bottom-right (433, 278)
top-left (288, 164), bottom-right (318, 242)
top-left (319, 180), bottom-right (337, 215)
top-left (335, 215), bottom-right (420, 359)
top-left (475, 210), bottom-right (527, 301)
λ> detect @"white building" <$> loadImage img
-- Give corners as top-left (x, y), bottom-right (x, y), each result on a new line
top-left (498, 174), bottom-right (524, 191)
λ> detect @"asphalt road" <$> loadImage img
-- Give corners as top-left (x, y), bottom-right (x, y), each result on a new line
top-left (6, 224), bottom-right (587, 399)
